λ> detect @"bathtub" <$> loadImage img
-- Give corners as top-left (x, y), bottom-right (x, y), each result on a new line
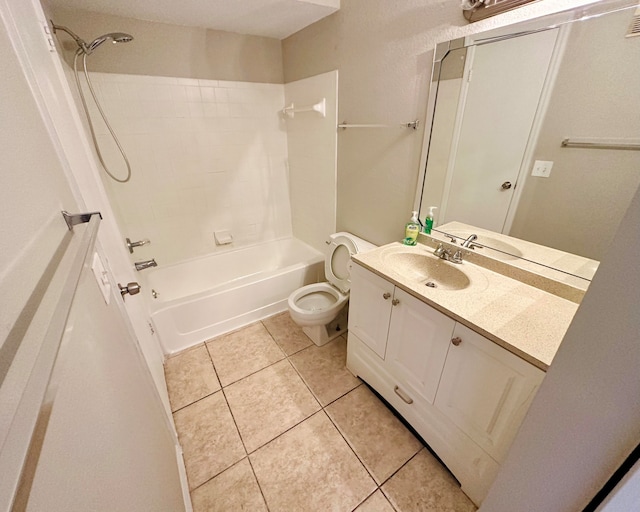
top-left (146, 238), bottom-right (324, 354)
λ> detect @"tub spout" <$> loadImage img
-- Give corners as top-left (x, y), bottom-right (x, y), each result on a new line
top-left (135, 259), bottom-right (157, 271)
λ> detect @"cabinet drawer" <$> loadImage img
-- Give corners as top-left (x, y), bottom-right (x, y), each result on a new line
top-left (434, 323), bottom-right (544, 462)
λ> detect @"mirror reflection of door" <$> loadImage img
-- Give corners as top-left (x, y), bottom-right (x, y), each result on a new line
top-left (439, 29), bottom-right (559, 232)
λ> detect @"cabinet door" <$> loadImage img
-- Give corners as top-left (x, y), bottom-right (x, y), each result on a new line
top-left (386, 288), bottom-right (455, 405)
top-left (348, 264), bottom-right (394, 359)
top-left (435, 322), bottom-right (544, 463)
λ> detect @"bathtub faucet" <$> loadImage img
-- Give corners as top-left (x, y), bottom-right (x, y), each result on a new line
top-left (135, 259), bottom-right (157, 271)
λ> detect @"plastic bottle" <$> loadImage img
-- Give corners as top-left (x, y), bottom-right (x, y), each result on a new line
top-left (404, 211), bottom-right (420, 246)
top-left (424, 206), bottom-right (438, 234)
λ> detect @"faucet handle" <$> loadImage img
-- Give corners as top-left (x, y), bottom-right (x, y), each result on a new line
top-left (126, 237), bottom-right (151, 253)
top-left (434, 243), bottom-right (446, 257)
top-left (451, 250), bottom-right (464, 264)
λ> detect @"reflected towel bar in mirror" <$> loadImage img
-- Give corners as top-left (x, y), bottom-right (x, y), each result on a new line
top-left (561, 138), bottom-right (640, 151)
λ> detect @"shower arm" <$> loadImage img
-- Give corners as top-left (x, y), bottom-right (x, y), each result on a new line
top-left (50, 21), bottom-right (90, 54)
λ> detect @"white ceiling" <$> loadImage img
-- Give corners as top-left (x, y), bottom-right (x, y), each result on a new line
top-left (48, 0), bottom-right (340, 40)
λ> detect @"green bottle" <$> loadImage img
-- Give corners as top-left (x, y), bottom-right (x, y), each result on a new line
top-left (424, 206), bottom-right (437, 234)
top-left (404, 211), bottom-right (420, 246)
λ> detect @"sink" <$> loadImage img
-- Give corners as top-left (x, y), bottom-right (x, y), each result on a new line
top-left (383, 251), bottom-right (471, 291)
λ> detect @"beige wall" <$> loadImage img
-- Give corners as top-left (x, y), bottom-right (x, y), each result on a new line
top-left (282, 0), bottom-right (601, 246)
top-left (49, 7), bottom-right (284, 83)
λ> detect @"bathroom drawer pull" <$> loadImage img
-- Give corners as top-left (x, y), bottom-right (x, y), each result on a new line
top-left (383, 292), bottom-right (391, 300)
top-left (394, 385), bottom-right (414, 405)
top-left (392, 298), bottom-right (400, 306)
top-left (451, 336), bottom-right (462, 346)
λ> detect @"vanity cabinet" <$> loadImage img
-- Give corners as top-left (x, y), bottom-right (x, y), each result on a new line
top-left (347, 262), bottom-right (544, 505)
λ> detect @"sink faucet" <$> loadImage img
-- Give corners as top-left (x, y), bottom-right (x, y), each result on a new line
top-left (434, 243), bottom-right (464, 264)
top-left (461, 234), bottom-right (478, 249)
top-left (135, 259), bottom-right (157, 271)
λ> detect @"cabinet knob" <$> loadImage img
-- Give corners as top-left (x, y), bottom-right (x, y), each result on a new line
top-left (392, 298), bottom-right (400, 306)
top-left (383, 292), bottom-right (391, 300)
top-left (451, 336), bottom-right (462, 346)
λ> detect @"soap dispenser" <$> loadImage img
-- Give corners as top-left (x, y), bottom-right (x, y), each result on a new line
top-left (404, 211), bottom-right (420, 246)
top-left (424, 206), bottom-right (438, 234)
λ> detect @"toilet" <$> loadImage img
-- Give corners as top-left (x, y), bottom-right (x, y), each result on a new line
top-left (288, 232), bottom-right (376, 346)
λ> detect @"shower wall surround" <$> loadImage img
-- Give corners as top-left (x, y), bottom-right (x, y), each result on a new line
top-left (284, 70), bottom-right (338, 253)
top-left (83, 73), bottom-right (292, 265)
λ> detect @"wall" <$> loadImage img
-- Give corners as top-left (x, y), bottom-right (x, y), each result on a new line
top-left (82, 72), bottom-right (291, 265)
top-left (480, 179), bottom-right (640, 511)
top-left (282, 0), bottom-right (604, 246)
top-left (509, 8), bottom-right (640, 260)
top-left (284, 70), bottom-right (338, 251)
top-left (49, 7), bottom-right (284, 83)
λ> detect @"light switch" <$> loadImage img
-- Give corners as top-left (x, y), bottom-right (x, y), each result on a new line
top-left (91, 252), bottom-right (111, 304)
top-left (532, 160), bottom-right (553, 178)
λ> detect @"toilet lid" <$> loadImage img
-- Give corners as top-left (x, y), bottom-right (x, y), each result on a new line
top-left (325, 235), bottom-right (358, 293)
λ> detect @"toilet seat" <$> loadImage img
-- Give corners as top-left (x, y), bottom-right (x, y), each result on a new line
top-left (287, 282), bottom-right (348, 327)
top-left (287, 232), bottom-right (377, 344)
top-left (325, 235), bottom-right (358, 293)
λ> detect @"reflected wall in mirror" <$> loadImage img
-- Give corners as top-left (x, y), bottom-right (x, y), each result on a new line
top-left (418, 0), bottom-right (640, 280)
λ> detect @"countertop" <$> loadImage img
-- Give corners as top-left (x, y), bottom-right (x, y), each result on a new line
top-left (352, 241), bottom-right (580, 371)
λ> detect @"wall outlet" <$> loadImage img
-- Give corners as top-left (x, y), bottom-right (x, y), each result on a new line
top-left (531, 160), bottom-right (553, 178)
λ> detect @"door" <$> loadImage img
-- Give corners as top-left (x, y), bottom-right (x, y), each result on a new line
top-left (348, 264), bottom-right (394, 359)
top-left (386, 288), bottom-right (455, 405)
top-left (441, 29), bottom-right (558, 232)
top-left (434, 323), bottom-right (544, 463)
top-left (22, 261), bottom-right (186, 511)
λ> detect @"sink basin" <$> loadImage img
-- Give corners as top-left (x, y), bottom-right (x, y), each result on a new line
top-left (383, 252), bottom-right (471, 291)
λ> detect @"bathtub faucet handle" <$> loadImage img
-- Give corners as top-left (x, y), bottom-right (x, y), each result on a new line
top-left (135, 259), bottom-right (157, 271)
top-left (126, 237), bottom-right (151, 253)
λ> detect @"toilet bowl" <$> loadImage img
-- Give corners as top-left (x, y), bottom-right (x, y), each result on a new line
top-left (287, 232), bottom-right (376, 346)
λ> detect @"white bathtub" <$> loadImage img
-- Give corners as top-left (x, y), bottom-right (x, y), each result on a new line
top-left (145, 238), bottom-right (324, 354)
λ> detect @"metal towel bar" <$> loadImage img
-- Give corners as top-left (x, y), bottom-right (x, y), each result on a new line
top-left (338, 120), bottom-right (419, 130)
top-left (561, 138), bottom-right (640, 151)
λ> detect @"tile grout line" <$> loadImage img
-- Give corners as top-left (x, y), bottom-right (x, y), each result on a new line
top-left (172, 316), bottom-right (409, 511)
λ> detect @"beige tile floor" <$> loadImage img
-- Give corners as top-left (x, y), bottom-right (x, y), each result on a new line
top-left (165, 312), bottom-right (477, 512)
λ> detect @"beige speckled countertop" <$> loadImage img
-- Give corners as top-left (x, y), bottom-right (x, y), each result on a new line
top-left (352, 242), bottom-right (580, 371)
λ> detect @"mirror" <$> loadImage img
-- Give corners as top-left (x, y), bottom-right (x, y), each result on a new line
top-left (418, 0), bottom-right (640, 281)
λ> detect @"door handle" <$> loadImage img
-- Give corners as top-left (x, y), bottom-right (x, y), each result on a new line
top-left (392, 298), bottom-right (400, 306)
top-left (451, 336), bottom-right (462, 346)
top-left (119, 282), bottom-right (141, 301)
top-left (501, 181), bottom-right (512, 190)
top-left (383, 292), bottom-right (391, 300)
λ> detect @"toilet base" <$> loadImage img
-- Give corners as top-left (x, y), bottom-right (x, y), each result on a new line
top-left (302, 306), bottom-right (348, 346)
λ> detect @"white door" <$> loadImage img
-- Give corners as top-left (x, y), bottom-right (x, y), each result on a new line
top-left (441, 29), bottom-right (558, 232)
top-left (386, 288), bottom-right (454, 404)
top-left (434, 323), bottom-right (544, 463)
top-left (348, 264), bottom-right (394, 359)
top-left (22, 263), bottom-right (186, 512)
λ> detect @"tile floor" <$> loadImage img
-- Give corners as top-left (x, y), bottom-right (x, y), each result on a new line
top-left (164, 312), bottom-right (477, 512)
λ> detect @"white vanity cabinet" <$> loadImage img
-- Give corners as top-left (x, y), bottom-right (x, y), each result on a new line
top-left (346, 262), bottom-right (544, 505)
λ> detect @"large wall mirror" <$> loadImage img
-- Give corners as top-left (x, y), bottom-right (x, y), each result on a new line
top-left (417, 0), bottom-right (640, 281)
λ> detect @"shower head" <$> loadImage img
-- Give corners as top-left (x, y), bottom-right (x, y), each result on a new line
top-left (87, 32), bottom-right (134, 53)
top-left (50, 21), bottom-right (133, 55)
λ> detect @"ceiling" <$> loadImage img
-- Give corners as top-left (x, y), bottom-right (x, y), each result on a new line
top-left (47, 0), bottom-right (340, 40)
